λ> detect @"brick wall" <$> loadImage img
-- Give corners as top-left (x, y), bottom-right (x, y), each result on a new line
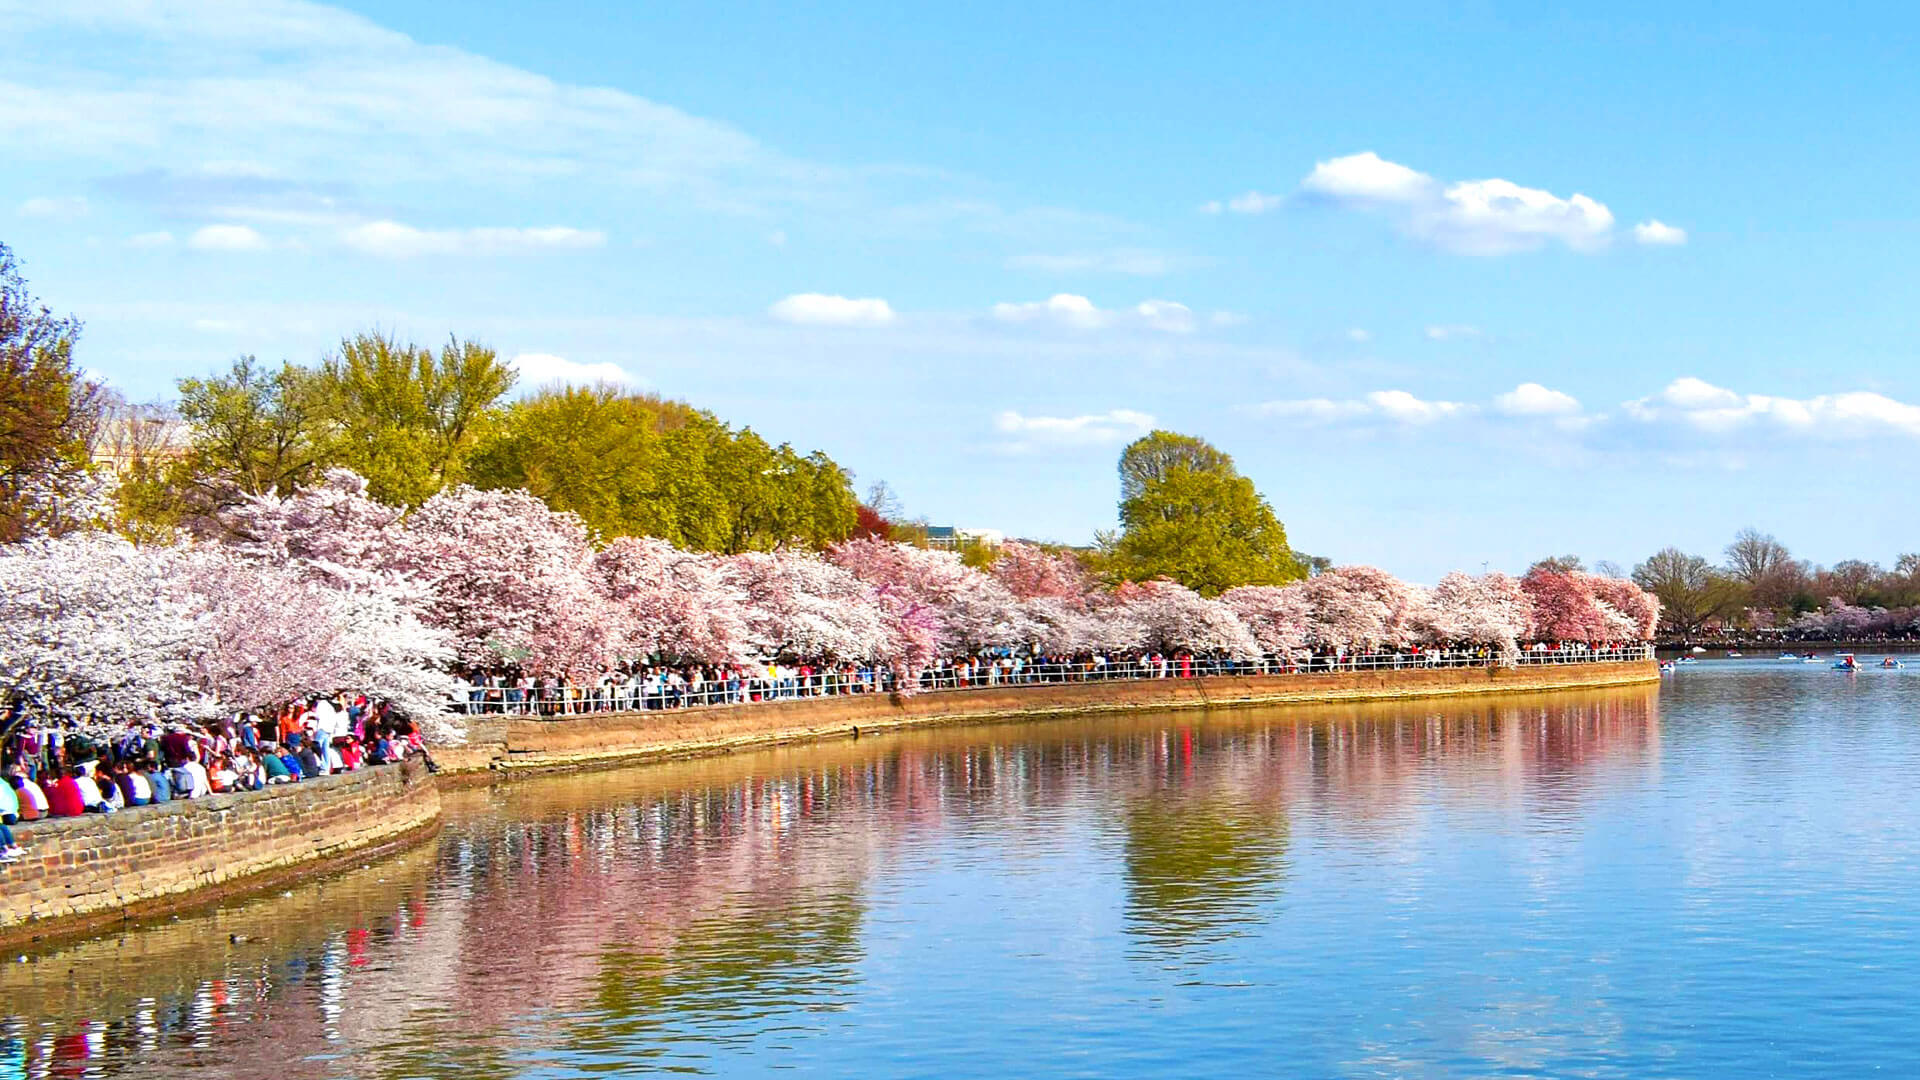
top-left (483, 660), bottom-right (1660, 775)
top-left (0, 760), bottom-right (440, 948)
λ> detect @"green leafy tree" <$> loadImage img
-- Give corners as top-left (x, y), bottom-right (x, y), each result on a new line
top-left (1104, 430), bottom-right (1302, 595)
top-left (175, 355), bottom-right (327, 501)
top-left (0, 242), bottom-right (97, 541)
top-left (468, 385), bottom-right (857, 552)
top-left (314, 332), bottom-right (517, 506)
top-left (1632, 546), bottom-right (1743, 636)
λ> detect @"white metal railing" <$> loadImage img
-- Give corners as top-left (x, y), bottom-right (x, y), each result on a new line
top-left (455, 644), bottom-right (1654, 717)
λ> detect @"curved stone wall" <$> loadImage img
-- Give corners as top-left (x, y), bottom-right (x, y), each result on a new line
top-left (0, 759), bottom-right (440, 949)
top-left (461, 660), bottom-right (1661, 776)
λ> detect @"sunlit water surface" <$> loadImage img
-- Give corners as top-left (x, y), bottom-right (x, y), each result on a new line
top-left (7, 662), bottom-right (1920, 1078)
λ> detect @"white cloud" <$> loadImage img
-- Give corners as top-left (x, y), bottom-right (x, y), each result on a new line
top-left (187, 224), bottom-right (270, 251)
top-left (1134, 300), bottom-right (1195, 333)
top-left (992, 293), bottom-right (1107, 329)
top-left (994, 408), bottom-right (1155, 448)
top-left (1634, 219), bottom-right (1688, 246)
top-left (1367, 389), bottom-right (1472, 423)
top-left (127, 230), bottom-right (175, 248)
top-left (1423, 324), bottom-right (1483, 342)
top-left (0, 2), bottom-right (771, 201)
top-left (339, 221), bottom-right (606, 257)
top-left (768, 293), bottom-right (896, 326)
top-left (1255, 390), bottom-right (1472, 424)
top-left (1494, 382), bottom-right (1582, 416)
top-left (1004, 249), bottom-right (1193, 275)
top-left (17, 195), bottom-right (89, 219)
top-left (1255, 398), bottom-right (1375, 422)
top-left (1299, 151), bottom-right (1434, 203)
top-left (1346, 328), bottom-right (1371, 343)
top-left (1623, 377), bottom-right (1920, 438)
top-left (992, 294), bottom-right (1200, 332)
top-left (509, 352), bottom-right (646, 388)
top-left (1202, 190), bottom-right (1286, 215)
top-left (1289, 151), bottom-right (1622, 255)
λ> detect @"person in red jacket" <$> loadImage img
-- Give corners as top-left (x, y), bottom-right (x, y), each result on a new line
top-left (46, 766), bottom-right (89, 817)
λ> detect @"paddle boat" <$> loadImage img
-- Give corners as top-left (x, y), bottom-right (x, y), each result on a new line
top-left (1675, 656), bottom-right (1699, 665)
top-left (1883, 657), bottom-right (1905, 669)
top-left (1778, 652), bottom-right (1800, 661)
top-left (1659, 661), bottom-right (1676, 674)
top-left (1802, 653), bottom-right (1824, 664)
top-left (1833, 653), bottom-right (1859, 671)
top-left (1727, 650), bottom-right (1744, 658)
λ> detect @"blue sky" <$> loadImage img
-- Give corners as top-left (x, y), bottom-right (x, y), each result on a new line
top-left (4, 0), bottom-right (1917, 580)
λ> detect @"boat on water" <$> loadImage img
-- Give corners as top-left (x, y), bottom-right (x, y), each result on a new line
top-left (1834, 653), bottom-right (1859, 671)
top-left (1676, 656), bottom-right (1699, 665)
top-left (1883, 658), bottom-right (1905, 669)
top-left (1659, 661), bottom-right (1676, 674)
top-left (1727, 650), bottom-right (1744, 658)
top-left (1778, 652), bottom-right (1800, 661)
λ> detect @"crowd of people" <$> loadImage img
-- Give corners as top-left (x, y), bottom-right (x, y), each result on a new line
top-left (0, 694), bottom-right (434, 856)
top-left (454, 641), bottom-right (1653, 717)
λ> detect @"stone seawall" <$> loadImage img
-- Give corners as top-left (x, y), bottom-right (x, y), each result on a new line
top-left (0, 759), bottom-right (440, 949)
top-left (0, 662), bottom-right (1656, 947)
top-left (459, 660), bottom-right (1661, 777)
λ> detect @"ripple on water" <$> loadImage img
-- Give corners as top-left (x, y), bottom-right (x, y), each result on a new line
top-left (6, 666), bottom-right (1920, 1076)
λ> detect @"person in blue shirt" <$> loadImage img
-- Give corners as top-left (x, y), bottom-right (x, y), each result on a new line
top-left (146, 759), bottom-right (173, 803)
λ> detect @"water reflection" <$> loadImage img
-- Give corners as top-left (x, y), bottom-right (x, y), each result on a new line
top-left (0, 687), bottom-right (1664, 1078)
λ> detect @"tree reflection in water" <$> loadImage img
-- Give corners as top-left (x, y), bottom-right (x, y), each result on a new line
top-left (0, 688), bottom-right (1658, 1078)
top-left (1121, 793), bottom-right (1289, 958)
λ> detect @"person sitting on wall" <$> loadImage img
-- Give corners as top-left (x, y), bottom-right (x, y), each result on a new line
top-left (8, 769), bottom-right (47, 821)
top-left (46, 767), bottom-right (89, 817)
top-left (145, 758), bottom-right (173, 803)
top-left (73, 763), bottom-right (116, 813)
top-left (115, 761), bottom-right (154, 807)
top-left (277, 740), bottom-right (306, 782)
top-left (167, 758), bottom-right (201, 800)
top-left (92, 768), bottom-right (124, 811)
top-left (291, 733), bottom-right (325, 779)
top-left (260, 743), bottom-right (296, 784)
top-left (0, 775), bottom-right (22, 861)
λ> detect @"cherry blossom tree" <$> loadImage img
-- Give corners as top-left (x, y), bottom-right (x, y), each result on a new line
top-left (1219, 584), bottom-right (1311, 657)
top-left (221, 468), bottom-right (406, 587)
top-left (1301, 565), bottom-right (1421, 650)
top-left (722, 550), bottom-right (894, 662)
top-left (990, 541), bottom-right (1091, 604)
top-left (1791, 598), bottom-right (1880, 638)
top-left (173, 545), bottom-right (463, 737)
top-left (0, 531), bottom-right (201, 720)
top-left (394, 485), bottom-right (612, 674)
top-left (1021, 596), bottom-right (1111, 655)
top-left (1107, 580), bottom-right (1260, 657)
top-left (594, 536), bottom-right (753, 663)
top-left (1418, 571), bottom-right (1536, 660)
top-left (1521, 567), bottom-right (1610, 642)
top-left (1580, 574), bottom-right (1661, 641)
top-left (828, 538), bottom-right (1032, 654)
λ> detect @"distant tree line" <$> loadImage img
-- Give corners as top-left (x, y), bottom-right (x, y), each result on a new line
top-left (1630, 529), bottom-right (1920, 639)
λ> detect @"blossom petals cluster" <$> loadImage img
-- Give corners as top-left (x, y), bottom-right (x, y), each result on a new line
top-left (1, 470), bottom-right (1662, 740)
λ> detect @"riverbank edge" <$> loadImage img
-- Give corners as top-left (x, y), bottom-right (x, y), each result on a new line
top-left (0, 760), bottom-right (441, 952)
top-left (0, 662), bottom-right (1655, 948)
top-left (440, 659), bottom-right (1661, 782)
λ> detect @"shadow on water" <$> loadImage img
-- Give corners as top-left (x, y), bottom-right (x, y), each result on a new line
top-left (0, 684), bottom-right (1665, 1078)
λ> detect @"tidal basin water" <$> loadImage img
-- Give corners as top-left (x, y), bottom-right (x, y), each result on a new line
top-left (9, 662), bottom-right (1920, 1079)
